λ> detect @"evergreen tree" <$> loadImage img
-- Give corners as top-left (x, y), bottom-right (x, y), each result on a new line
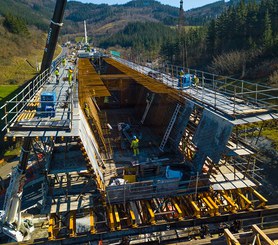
top-left (262, 10), bottom-right (273, 49)
top-left (3, 13), bottom-right (29, 36)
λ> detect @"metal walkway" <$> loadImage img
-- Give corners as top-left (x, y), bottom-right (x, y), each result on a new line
top-left (1, 54), bottom-right (80, 137)
top-left (112, 57), bottom-right (278, 123)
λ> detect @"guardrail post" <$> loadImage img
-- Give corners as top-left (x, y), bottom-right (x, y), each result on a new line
top-left (171, 65), bottom-right (173, 79)
top-left (28, 83), bottom-right (31, 100)
top-left (32, 79), bottom-right (35, 97)
top-left (233, 86), bottom-right (236, 115)
top-left (15, 96), bottom-right (18, 114)
top-left (255, 84), bottom-right (258, 103)
top-left (38, 72), bottom-right (42, 90)
top-left (4, 105), bottom-right (8, 131)
top-left (202, 72), bottom-right (205, 102)
top-left (22, 88), bottom-right (25, 103)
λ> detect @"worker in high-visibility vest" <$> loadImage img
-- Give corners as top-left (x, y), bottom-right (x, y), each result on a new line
top-left (179, 69), bottom-right (184, 77)
top-left (84, 103), bottom-right (90, 118)
top-left (179, 69), bottom-right (184, 87)
top-left (131, 136), bottom-right (139, 156)
top-left (62, 58), bottom-right (66, 67)
top-left (68, 67), bottom-right (73, 86)
top-left (55, 67), bottom-right (59, 84)
top-left (193, 74), bottom-right (199, 87)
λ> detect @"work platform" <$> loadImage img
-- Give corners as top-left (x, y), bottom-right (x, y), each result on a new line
top-left (111, 57), bottom-right (278, 123)
top-left (1, 56), bottom-right (80, 137)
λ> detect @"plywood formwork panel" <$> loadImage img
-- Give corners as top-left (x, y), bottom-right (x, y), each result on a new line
top-left (104, 58), bottom-right (174, 94)
top-left (192, 109), bottom-right (234, 172)
top-left (78, 58), bottom-right (110, 98)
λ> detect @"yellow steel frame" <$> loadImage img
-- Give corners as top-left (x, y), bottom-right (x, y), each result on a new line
top-left (48, 214), bottom-right (56, 240)
top-left (69, 211), bottom-right (76, 237)
top-left (145, 201), bottom-right (156, 225)
top-left (224, 228), bottom-right (240, 245)
top-left (113, 205), bottom-right (122, 230)
top-left (171, 198), bottom-right (183, 221)
top-left (90, 209), bottom-right (96, 234)
top-left (108, 205), bottom-right (115, 231)
top-left (252, 225), bottom-right (275, 245)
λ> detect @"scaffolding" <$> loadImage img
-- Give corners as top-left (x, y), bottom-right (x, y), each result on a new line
top-left (1, 55), bottom-right (278, 244)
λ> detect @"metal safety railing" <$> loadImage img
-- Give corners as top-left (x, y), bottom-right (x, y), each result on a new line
top-left (0, 54), bottom-right (68, 132)
top-left (106, 176), bottom-right (210, 204)
top-left (50, 52), bottom-right (66, 73)
top-left (114, 57), bottom-right (278, 116)
top-left (1, 69), bottom-right (50, 131)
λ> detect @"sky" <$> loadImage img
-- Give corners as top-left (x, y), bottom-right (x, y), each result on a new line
top-left (76, 0), bottom-right (224, 10)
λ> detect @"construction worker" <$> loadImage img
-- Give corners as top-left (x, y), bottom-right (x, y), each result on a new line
top-left (193, 74), bottom-right (199, 87)
top-left (55, 67), bottom-right (59, 84)
top-left (62, 58), bottom-right (66, 67)
top-left (68, 67), bottom-right (73, 86)
top-left (84, 103), bottom-right (90, 118)
top-left (131, 135), bottom-right (139, 156)
top-left (179, 69), bottom-right (185, 77)
top-left (179, 69), bottom-right (184, 87)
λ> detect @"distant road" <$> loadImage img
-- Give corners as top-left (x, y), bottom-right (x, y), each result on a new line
top-left (0, 158), bottom-right (19, 179)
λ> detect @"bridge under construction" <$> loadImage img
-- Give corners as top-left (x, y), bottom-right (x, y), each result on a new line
top-left (0, 1), bottom-right (278, 245)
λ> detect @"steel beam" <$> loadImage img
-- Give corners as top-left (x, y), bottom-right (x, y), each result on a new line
top-left (224, 228), bottom-right (240, 245)
top-left (252, 225), bottom-right (275, 245)
top-left (90, 209), bottom-right (96, 234)
top-left (41, 204), bottom-right (278, 244)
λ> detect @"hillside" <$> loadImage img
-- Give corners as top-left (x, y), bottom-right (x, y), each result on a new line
top-left (0, 16), bottom-right (45, 86)
top-left (0, 0), bottom-right (235, 38)
top-left (64, 0), bottom-right (234, 38)
top-left (0, 0), bottom-right (233, 85)
top-left (0, 0), bottom-right (54, 30)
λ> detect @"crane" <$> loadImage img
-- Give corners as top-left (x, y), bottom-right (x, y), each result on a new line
top-left (0, 0), bottom-right (67, 241)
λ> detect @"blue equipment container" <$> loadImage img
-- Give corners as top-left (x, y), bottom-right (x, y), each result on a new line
top-left (178, 74), bottom-right (192, 88)
top-left (40, 92), bottom-right (56, 117)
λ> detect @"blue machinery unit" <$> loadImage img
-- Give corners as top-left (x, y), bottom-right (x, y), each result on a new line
top-left (178, 74), bottom-right (192, 88)
top-left (40, 92), bottom-right (56, 117)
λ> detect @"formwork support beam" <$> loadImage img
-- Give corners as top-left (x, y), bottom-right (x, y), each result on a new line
top-left (171, 198), bottom-right (183, 221)
top-left (145, 201), bottom-right (156, 225)
top-left (188, 198), bottom-right (201, 219)
top-left (108, 206), bottom-right (115, 231)
top-left (129, 208), bottom-right (138, 228)
top-left (221, 192), bottom-right (237, 213)
top-left (252, 225), bottom-right (275, 245)
top-left (237, 190), bottom-right (253, 210)
top-left (224, 228), bottom-right (240, 245)
top-left (205, 194), bottom-right (220, 216)
top-left (90, 209), bottom-right (96, 234)
top-left (249, 188), bottom-right (268, 208)
top-left (113, 205), bottom-right (121, 230)
top-left (44, 204), bottom-right (278, 244)
top-left (48, 214), bottom-right (56, 240)
top-left (69, 211), bottom-right (76, 238)
top-left (201, 195), bottom-right (215, 217)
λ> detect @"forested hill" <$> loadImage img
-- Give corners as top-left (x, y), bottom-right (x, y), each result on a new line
top-left (0, 0), bottom-right (236, 37)
top-left (159, 0), bottom-right (278, 85)
top-left (99, 0), bottom-right (278, 85)
top-left (64, 0), bottom-right (235, 36)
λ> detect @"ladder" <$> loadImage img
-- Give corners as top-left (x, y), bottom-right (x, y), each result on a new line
top-left (141, 93), bottom-right (155, 124)
top-left (159, 104), bottom-right (181, 151)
